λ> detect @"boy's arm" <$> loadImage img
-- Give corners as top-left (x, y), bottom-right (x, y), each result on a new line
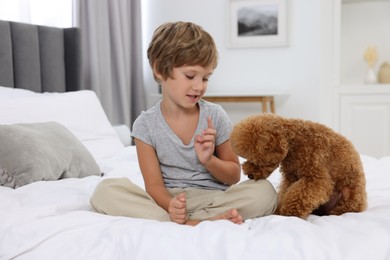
top-left (134, 138), bottom-right (187, 223)
top-left (134, 138), bottom-right (172, 210)
top-left (195, 117), bottom-right (241, 185)
top-left (206, 140), bottom-right (241, 185)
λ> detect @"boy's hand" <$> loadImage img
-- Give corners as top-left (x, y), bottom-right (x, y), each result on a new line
top-left (194, 116), bottom-right (216, 165)
top-left (168, 193), bottom-right (187, 224)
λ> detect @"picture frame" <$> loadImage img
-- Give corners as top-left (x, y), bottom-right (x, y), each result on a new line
top-left (227, 0), bottom-right (289, 48)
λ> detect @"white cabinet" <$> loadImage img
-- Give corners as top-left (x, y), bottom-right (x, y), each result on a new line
top-left (336, 86), bottom-right (390, 158)
top-left (333, 0), bottom-right (390, 158)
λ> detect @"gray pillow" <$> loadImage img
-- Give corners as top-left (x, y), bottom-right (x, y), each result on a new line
top-left (0, 122), bottom-right (101, 188)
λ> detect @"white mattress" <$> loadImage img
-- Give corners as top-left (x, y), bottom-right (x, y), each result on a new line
top-left (1, 146), bottom-right (390, 260)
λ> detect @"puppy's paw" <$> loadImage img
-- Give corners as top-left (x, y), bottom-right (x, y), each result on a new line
top-left (278, 203), bottom-right (310, 219)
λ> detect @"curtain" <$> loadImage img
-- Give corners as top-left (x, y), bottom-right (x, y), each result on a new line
top-left (76, 0), bottom-right (146, 127)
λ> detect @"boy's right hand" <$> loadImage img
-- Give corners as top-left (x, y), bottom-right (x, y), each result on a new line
top-left (168, 193), bottom-right (188, 224)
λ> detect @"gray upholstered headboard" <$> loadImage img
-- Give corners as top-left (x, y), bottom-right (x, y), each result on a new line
top-left (0, 20), bottom-right (81, 93)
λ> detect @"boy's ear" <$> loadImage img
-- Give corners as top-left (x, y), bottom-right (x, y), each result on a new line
top-left (153, 64), bottom-right (163, 81)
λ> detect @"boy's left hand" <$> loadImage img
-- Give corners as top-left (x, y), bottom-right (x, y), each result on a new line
top-left (168, 193), bottom-right (188, 224)
top-left (194, 116), bottom-right (216, 165)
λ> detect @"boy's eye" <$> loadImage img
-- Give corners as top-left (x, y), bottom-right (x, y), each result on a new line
top-left (184, 74), bottom-right (210, 82)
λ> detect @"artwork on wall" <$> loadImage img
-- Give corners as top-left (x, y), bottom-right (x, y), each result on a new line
top-left (228, 0), bottom-right (288, 48)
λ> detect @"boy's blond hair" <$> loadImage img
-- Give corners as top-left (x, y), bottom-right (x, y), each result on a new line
top-left (147, 21), bottom-right (218, 83)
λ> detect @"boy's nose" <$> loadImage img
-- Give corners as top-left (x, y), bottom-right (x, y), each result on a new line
top-left (192, 80), bottom-right (205, 91)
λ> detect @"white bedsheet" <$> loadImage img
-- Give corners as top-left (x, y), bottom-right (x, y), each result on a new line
top-left (1, 146), bottom-right (390, 260)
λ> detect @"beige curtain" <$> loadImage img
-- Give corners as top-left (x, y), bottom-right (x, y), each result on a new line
top-left (76, 0), bottom-right (145, 127)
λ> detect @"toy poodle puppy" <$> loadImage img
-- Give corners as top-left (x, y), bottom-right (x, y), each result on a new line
top-left (230, 113), bottom-right (367, 219)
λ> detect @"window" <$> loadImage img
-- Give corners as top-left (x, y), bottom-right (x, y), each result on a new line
top-left (0, 0), bottom-right (74, 27)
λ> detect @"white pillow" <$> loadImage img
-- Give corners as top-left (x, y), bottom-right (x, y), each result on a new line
top-left (0, 89), bottom-right (124, 161)
top-left (0, 86), bottom-right (37, 99)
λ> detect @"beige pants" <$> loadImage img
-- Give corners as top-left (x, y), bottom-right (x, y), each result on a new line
top-left (90, 178), bottom-right (277, 222)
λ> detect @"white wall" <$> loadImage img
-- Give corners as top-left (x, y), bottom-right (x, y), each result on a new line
top-left (141, 0), bottom-right (335, 125)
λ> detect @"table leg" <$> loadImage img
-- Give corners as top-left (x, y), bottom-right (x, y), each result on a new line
top-left (270, 97), bottom-right (275, 113)
top-left (262, 99), bottom-right (268, 113)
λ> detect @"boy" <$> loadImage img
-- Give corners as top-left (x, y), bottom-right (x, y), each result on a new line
top-left (90, 21), bottom-right (277, 225)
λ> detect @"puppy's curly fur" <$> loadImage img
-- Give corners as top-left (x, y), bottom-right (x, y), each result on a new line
top-left (230, 113), bottom-right (367, 219)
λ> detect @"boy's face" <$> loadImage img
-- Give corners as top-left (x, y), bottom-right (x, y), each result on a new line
top-left (158, 65), bottom-right (213, 108)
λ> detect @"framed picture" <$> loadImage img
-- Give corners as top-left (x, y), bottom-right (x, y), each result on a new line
top-left (227, 0), bottom-right (288, 48)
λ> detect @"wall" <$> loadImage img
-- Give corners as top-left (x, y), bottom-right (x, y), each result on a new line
top-left (141, 0), bottom-right (335, 125)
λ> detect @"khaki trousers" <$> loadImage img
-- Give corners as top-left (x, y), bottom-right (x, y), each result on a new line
top-left (90, 177), bottom-right (277, 222)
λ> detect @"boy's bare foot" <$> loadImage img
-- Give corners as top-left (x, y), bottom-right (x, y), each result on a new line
top-left (185, 209), bottom-right (243, 226)
top-left (209, 209), bottom-right (243, 224)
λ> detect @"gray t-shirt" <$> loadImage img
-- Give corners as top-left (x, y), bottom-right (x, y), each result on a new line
top-left (132, 99), bottom-right (232, 190)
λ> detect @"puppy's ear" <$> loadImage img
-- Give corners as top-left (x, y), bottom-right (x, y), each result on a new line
top-left (255, 131), bottom-right (288, 163)
top-left (275, 137), bottom-right (288, 158)
top-left (230, 119), bottom-right (256, 157)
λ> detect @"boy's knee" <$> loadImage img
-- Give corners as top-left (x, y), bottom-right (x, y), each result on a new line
top-left (90, 178), bottom-right (124, 214)
top-left (244, 180), bottom-right (278, 218)
top-left (256, 180), bottom-right (277, 208)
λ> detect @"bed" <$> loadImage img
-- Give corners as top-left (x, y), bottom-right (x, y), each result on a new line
top-left (1, 20), bottom-right (390, 260)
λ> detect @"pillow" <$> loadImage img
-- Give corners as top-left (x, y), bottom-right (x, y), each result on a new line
top-left (0, 122), bottom-right (101, 188)
top-left (0, 89), bottom-right (124, 161)
top-left (0, 86), bottom-right (37, 99)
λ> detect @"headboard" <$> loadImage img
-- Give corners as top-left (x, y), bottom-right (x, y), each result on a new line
top-left (0, 20), bottom-right (81, 93)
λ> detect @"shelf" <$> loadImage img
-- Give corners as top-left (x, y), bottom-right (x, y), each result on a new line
top-left (343, 0), bottom-right (390, 3)
top-left (339, 1), bottom-right (390, 86)
top-left (336, 84), bottom-right (390, 94)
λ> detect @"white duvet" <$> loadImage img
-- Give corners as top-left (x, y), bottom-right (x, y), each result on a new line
top-left (1, 146), bottom-right (390, 260)
top-left (1, 88), bottom-right (389, 259)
